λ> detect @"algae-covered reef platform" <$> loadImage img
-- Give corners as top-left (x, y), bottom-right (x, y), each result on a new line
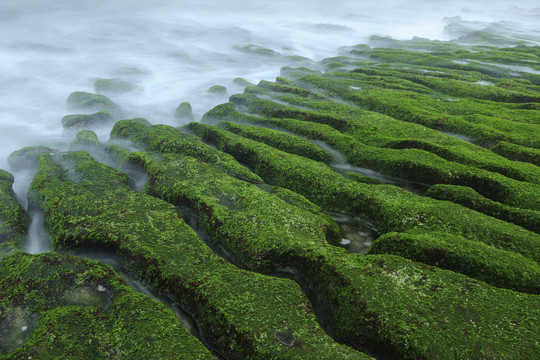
top-left (1, 36), bottom-right (539, 359)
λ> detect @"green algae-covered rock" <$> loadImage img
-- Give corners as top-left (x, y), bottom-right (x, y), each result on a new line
top-left (27, 151), bottom-right (367, 360)
top-left (112, 147), bottom-right (540, 359)
top-left (94, 78), bottom-right (136, 93)
top-left (0, 170), bottom-right (30, 256)
top-left (110, 119), bottom-right (262, 183)
top-left (207, 85), bottom-right (228, 96)
top-left (70, 130), bottom-right (101, 148)
top-left (112, 137), bottom-right (538, 358)
top-left (426, 184), bottom-right (540, 233)
top-left (115, 150), bottom-right (340, 271)
top-left (66, 92), bottom-right (119, 113)
top-left (61, 111), bottom-right (114, 130)
top-left (320, 252), bottom-right (540, 359)
top-left (297, 69), bottom-right (540, 148)
top-left (233, 77), bottom-right (253, 87)
top-left (221, 120), bottom-right (333, 163)
top-left (210, 95), bottom-right (540, 206)
top-left (7, 147), bottom-right (55, 172)
top-left (237, 79), bottom-right (540, 185)
top-left (228, 83), bottom-right (540, 211)
top-left (187, 123), bottom-right (540, 263)
top-left (491, 141), bottom-right (540, 166)
top-left (369, 230), bottom-right (540, 293)
top-left (0, 252), bottom-right (213, 359)
top-left (174, 101), bottom-right (194, 121)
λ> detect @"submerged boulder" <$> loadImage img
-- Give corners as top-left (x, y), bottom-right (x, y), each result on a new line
top-left (174, 101), bottom-right (194, 121)
top-left (61, 111), bottom-right (114, 130)
top-left (7, 147), bottom-right (55, 172)
top-left (66, 91), bottom-right (119, 113)
top-left (70, 130), bottom-right (101, 148)
top-left (207, 85), bottom-right (228, 96)
top-left (94, 78), bottom-right (136, 93)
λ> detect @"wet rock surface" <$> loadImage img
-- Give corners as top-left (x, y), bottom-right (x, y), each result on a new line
top-left (0, 252), bottom-right (213, 359)
top-left (2, 33), bottom-right (540, 359)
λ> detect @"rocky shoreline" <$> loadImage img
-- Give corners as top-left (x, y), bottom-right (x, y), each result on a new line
top-left (1, 34), bottom-right (539, 359)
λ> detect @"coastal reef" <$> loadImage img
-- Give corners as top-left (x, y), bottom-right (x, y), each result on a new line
top-left (2, 34), bottom-right (539, 359)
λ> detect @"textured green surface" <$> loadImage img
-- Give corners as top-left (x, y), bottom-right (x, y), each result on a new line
top-left (2, 35), bottom-right (539, 360)
top-left (427, 184), bottom-right (540, 233)
top-left (0, 252), bottom-right (213, 359)
top-left (188, 122), bottom-right (540, 262)
top-left (0, 169), bottom-right (30, 257)
top-left (113, 146), bottom-right (540, 358)
top-left (110, 119), bottom-right (262, 183)
top-left (62, 111), bottom-right (113, 130)
top-left (66, 92), bottom-right (119, 113)
top-left (28, 151), bottom-right (365, 359)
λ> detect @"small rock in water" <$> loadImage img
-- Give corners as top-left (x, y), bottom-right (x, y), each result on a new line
top-left (21, 326), bottom-right (27, 331)
top-left (345, 233), bottom-right (365, 242)
top-left (340, 239), bottom-right (351, 245)
top-left (97, 285), bottom-right (106, 292)
top-left (274, 330), bottom-right (296, 346)
top-left (473, 80), bottom-right (495, 86)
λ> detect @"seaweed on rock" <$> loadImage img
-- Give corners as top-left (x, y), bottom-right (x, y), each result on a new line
top-left (187, 122), bottom-right (540, 264)
top-left (0, 170), bottom-right (30, 256)
top-left (0, 252), bottom-right (213, 359)
top-left (110, 144), bottom-right (540, 358)
top-left (110, 119), bottom-right (262, 183)
top-left (27, 151), bottom-right (365, 359)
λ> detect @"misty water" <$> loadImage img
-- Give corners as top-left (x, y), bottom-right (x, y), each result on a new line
top-left (1, 0), bottom-right (539, 170)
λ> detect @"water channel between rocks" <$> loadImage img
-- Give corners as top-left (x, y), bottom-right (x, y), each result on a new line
top-left (20, 208), bottom-right (226, 359)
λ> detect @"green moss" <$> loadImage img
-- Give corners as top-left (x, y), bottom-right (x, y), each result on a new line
top-left (297, 74), bottom-right (540, 149)
top-left (111, 145), bottom-right (540, 358)
top-left (116, 150), bottom-right (340, 271)
top-left (94, 78), bottom-right (136, 93)
top-left (251, 80), bottom-right (327, 100)
top-left (61, 111), bottom-right (114, 130)
top-left (280, 67), bottom-right (322, 79)
top-left (188, 122), bottom-right (540, 263)
top-left (7, 147), bottom-right (55, 171)
top-left (27, 151), bottom-right (367, 359)
top-left (208, 98), bottom-right (540, 211)
top-left (174, 101), bottom-right (194, 121)
top-left (427, 184), bottom-right (540, 233)
top-left (70, 130), bottom-right (101, 148)
top-left (0, 170), bottom-right (30, 256)
top-left (490, 141), bottom-right (540, 166)
top-left (207, 85), bottom-right (228, 96)
top-left (220, 121), bottom-right (333, 163)
top-left (320, 252), bottom-right (540, 359)
top-left (66, 92), bottom-right (119, 113)
top-left (228, 85), bottom-right (539, 187)
top-left (369, 230), bottom-right (540, 293)
top-left (0, 252), bottom-right (213, 358)
top-left (109, 119), bottom-right (262, 183)
top-left (233, 77), bottom-right (253, 87)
